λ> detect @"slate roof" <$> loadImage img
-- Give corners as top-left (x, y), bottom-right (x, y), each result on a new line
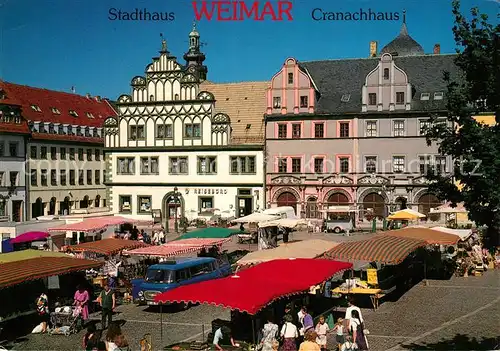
top-left (200, 81), bottom-right (268, 145)
top-left (299, 54), bottom-right (459, 114)
top-left (380, 23), bottom-right (425, 57)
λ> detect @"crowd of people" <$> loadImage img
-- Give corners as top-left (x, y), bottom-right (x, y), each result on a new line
top-left (254, 297), bottom-right (369, 351)
top-left (117, 226), bottom-right (166, 246)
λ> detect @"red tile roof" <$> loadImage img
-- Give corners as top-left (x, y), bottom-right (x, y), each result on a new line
top-left (31, 132), bottom-right (103, 143)
top-left (0, 80), bottom-right (118, 128)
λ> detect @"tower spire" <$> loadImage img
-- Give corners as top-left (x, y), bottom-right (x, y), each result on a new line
top-left (400, 9), bottom-right (408, 36)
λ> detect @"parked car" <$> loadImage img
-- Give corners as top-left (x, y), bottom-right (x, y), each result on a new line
top-left (324, 219), bottom-right (353, 234)
top-left (134, 256), bottom-right (231, 305)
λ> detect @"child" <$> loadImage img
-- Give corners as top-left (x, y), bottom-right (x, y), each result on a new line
top-left (340, 335), bottom-right (357, 351)
top-left (332, 318), bottom-right (345, 350)
top-left (315, 315), bottom-right (330, 350)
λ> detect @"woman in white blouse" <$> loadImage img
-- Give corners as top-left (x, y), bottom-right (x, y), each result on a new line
top-left (280, 314), bottom-right (298, 351)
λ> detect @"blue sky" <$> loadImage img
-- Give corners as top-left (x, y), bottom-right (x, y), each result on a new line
top-left (1, 0), bottom-right (498, 100)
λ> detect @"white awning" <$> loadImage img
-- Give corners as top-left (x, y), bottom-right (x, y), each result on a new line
top-left (232, 212), bottom-right (279, 223)
top-left (258, 218), bottom-right (308, 229)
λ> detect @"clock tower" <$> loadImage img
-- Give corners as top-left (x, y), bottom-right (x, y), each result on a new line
top-left (183, 22), bottom-right (207, 82)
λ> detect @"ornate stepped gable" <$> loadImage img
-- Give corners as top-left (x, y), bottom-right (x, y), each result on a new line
top-left (109, 24), bottom-right (233, 147)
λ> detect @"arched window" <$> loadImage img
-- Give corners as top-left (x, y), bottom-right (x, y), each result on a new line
top-left (80, 195), bottom-right (89, 209)
top-left (32, 198), bottom-right (44, 218)
top-left (418, 194), bottom-right (441, 221)
top-left (306, 197), bottom-right (319, 219)
top-left (95, 195), bottom-right (101, 208)
top-left (48, 197), bottom-right (57, 216)
top-left (362, 193), bottom-right (386, 220)
top-left (383, 68), bottom-right (390, 80)
top-left (325, 193), bottom-right (349, 220)
top-left (276, 192), bottom-right (298, 211)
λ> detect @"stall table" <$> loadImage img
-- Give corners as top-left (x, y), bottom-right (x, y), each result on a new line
top-left (332, 287), bottom-right (384, 311)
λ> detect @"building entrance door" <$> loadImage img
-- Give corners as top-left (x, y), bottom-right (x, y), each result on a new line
top-left (237, 197), bottom-right (253, 217)
top-left (12, 200), bottom-right (22, 222)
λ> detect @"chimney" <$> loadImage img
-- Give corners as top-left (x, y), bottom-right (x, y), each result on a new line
top-left (433, 44), bottom-right (441, 55)
top-left (86, 93), bottom-right (91, 99)
top-left (94, 96), bottom-right (101, 102)
top-left (369, 41), bottom-right (378, 57)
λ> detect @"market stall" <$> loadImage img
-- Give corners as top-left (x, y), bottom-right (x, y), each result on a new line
top-left (48, 216), bottom-right (150, 245)
top-left (383, 227), bottom-right (461, 245)
top-left (232, 213), bottom-right (279, 243)
top-left (0, 256), bottom-right (103, 324)
top-left (9, 231), bottom-right (50, 251)
top-left (323, 235), bottom-right (428, 309)
top-left (175, 227), bottom-right (243, 241)
top-left (65, 238), bottom-right (151, 297)
top-left (236, 239), bottom-right (339, 267)
top-left (154, 258), bottom-right (352, 347)
top-left (123, 238), bottom-right (231, 257)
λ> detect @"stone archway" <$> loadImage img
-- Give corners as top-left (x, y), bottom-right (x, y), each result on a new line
top-left (61, 196), bottom-right (71, 215)
top-left (80, 195), bottom-right (89, 209)
top-left (48, 197), bottom-right (57, 216)
top-left (32, 198), bottom-right (43, 219)
top-left (276, 192), bottom-right (298, 212)
top-left (305, 197), bottom-right (319, 219)
top-left (395, 196), bottom-right (408, 210)
top-left (418, 193), bottom-right (442, 221)
top-left (162, 191), bottom-right (185, 231)
top-left (362, 192), bottom-right (386, 220)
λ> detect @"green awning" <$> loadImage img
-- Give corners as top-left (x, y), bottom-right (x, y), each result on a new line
top-left (175, 227), bottom-right (242, 240)
top-left (0, 249), bottom-right (67, 264)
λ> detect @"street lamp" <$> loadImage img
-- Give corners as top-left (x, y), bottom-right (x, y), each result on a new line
top-left (174, 186), bottom-right (179, 233)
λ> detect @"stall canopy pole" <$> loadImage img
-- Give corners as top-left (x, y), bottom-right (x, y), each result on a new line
top-left (160, 304), bottom-right (163, 344)
top-left (252, 318), bottom-right (256, 345)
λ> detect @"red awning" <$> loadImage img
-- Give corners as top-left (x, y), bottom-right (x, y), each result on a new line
top-left (154, 258), bottom-right (352, 314)
top-left (324, 235), bottom-right (426, 265)
top-left (124, 238), bottom-right (231, 257)
top-left (0, 256), bottom-right (103, 289)
top-left (48, 216), bottom-right (145, 233)
top-left (67, 238), bottom-right (149, 256)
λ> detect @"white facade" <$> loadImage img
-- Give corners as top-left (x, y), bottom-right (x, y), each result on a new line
top-left (105, 28), bottom-right (264, 227)
top-left (28, 140), bottom-right (107, 218)
top-left (0, 133), bottom-right (27, 222)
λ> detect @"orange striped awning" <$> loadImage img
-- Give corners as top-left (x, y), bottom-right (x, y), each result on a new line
top-left (0, 256), bottom-right (103, 289)
top-left (383, 227), bottom-right (460, 245)
top-left (324, 235), bottom-right (427, 265)
top-left (67, 238), bottom-right (149, 256)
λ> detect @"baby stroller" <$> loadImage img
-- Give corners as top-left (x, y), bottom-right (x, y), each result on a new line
top-left (49, 306), bottom-right (83, 336)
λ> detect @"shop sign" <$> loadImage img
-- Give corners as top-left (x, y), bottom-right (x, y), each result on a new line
top-left (192, 188), bottom-right (228, 195)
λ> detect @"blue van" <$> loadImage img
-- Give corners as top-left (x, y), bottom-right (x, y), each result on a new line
top-left (135, 256), bottom-right (231, 305)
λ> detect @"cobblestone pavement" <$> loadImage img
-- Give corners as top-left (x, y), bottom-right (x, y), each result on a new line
top-left (338, 270), bottom-right (500, 351)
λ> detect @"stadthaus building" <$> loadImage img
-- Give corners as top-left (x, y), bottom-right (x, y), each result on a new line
top-left (105, 25), bottom-right (265, 229)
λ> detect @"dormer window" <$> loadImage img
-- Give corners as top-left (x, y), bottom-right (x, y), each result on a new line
top-left (51, 107), bottom-right (61, 114)
top-left (48, 124), bottom-right (55, 134)
top-left (38, 123), bottom-right (46, 133)
top-left (383, 68), bottom-right (390, 80)
top-left (58, 125), bottom-right (65, 135)
top-left (86, 112), bottom-right (94, 118)
top-left (420, 93), bottom-right (430, 100)
top-left (93, 129), bottom-right (99, 137)
top-left (67, 125), bottom-right (73, 135)
top-left (341, 94), bottom-right (351, 102)
top-left (434, 92), bottom-right (444, 100)
top-left (69, 110), bottom-right (78, 117)
top-left (396, 92), bottom-right (405, 104)
top-left (0, 89), bottom-right (5, 99)
top-left (31, 105), bottom-right (42, 112)
top-left (84, 127), bottom-right (90, 137)
top-left (288, 73), bottom-right (293, 84)
top-left (76, 127), bottom-right (82, 136)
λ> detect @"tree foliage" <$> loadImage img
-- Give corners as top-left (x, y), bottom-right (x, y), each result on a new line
top-left (425, 0), bottom-right (500, 247)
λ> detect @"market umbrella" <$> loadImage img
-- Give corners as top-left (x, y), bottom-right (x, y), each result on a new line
top-left (174, 227), bottom-right (242, 240)
top-left (10, 231), bottom-right (50, 244)
top-left (387, 209), bottom-right (426, 221)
